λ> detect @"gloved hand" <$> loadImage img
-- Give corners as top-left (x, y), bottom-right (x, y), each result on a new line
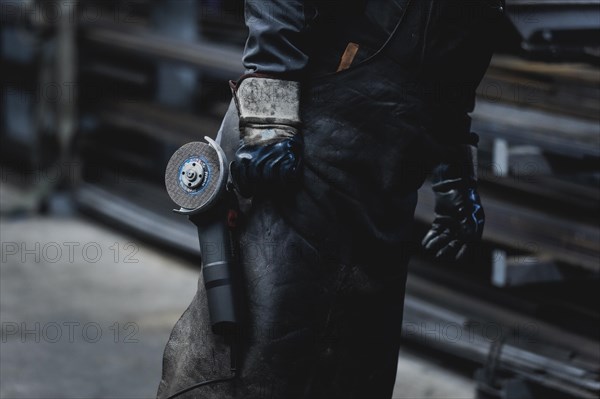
top-left (422, 145), bottom-right (485, 261)
top-left (229, 76), bottom-right (303, 198)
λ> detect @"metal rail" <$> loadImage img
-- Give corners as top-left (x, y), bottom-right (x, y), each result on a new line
top-left (403, 273), bottom-right (600, 398)
top-left (81, 25), bottom-right (243, 76)
top-left (472, 100), bottom-right (600, 159)
top-left (75, 183), bottom-right (199, 255)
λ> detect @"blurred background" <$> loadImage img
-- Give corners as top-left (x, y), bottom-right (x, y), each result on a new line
top-left (0, 0), bottom-right (599, 398)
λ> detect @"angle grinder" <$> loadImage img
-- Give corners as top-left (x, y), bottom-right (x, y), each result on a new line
top-left (165, 137), bottom-right (240, 335)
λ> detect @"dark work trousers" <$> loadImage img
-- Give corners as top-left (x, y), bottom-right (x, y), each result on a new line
top-left (157, 1), bottom-right (501, 398)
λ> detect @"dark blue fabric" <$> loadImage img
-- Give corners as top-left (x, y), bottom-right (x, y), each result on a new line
top-left (230, 135), bottom-right (303, 198)
top-left (242, 0), bottom-right (314, 78)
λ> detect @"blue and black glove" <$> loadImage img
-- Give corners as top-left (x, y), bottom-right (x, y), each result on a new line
top-left (422, 145), bottom-right (485, 261)
top-left (229, 76), bottom-right (303, 198)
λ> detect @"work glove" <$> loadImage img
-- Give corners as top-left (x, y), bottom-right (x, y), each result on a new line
top-left (229, 76), bottom-right (303, 198)
top-left (422, 144), bottom-right (485, 261)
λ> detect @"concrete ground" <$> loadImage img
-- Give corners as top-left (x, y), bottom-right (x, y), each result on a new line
top-left (0, 215), bottom-right (475, 399)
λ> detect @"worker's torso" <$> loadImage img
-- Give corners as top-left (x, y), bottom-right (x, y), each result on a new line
top-left (305, 0), bottom-right (504, 144)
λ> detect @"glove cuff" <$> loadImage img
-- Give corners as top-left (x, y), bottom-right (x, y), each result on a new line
top-left (432, 144), bottom-right (478, 185)
top-left (242, 125), bottom-right (297, 147)
top-left (230, 77), bottom-right (301, 129)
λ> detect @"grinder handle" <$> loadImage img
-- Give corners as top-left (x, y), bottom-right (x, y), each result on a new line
top-left (190, 202), bottom-right (239, 335)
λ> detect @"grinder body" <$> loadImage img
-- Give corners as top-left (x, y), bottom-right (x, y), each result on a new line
top-left (190, 198), bottom-right (239, 335)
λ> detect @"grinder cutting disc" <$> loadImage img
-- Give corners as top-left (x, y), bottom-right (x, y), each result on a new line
top-left (165, 138), bottom-right (228, 213)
